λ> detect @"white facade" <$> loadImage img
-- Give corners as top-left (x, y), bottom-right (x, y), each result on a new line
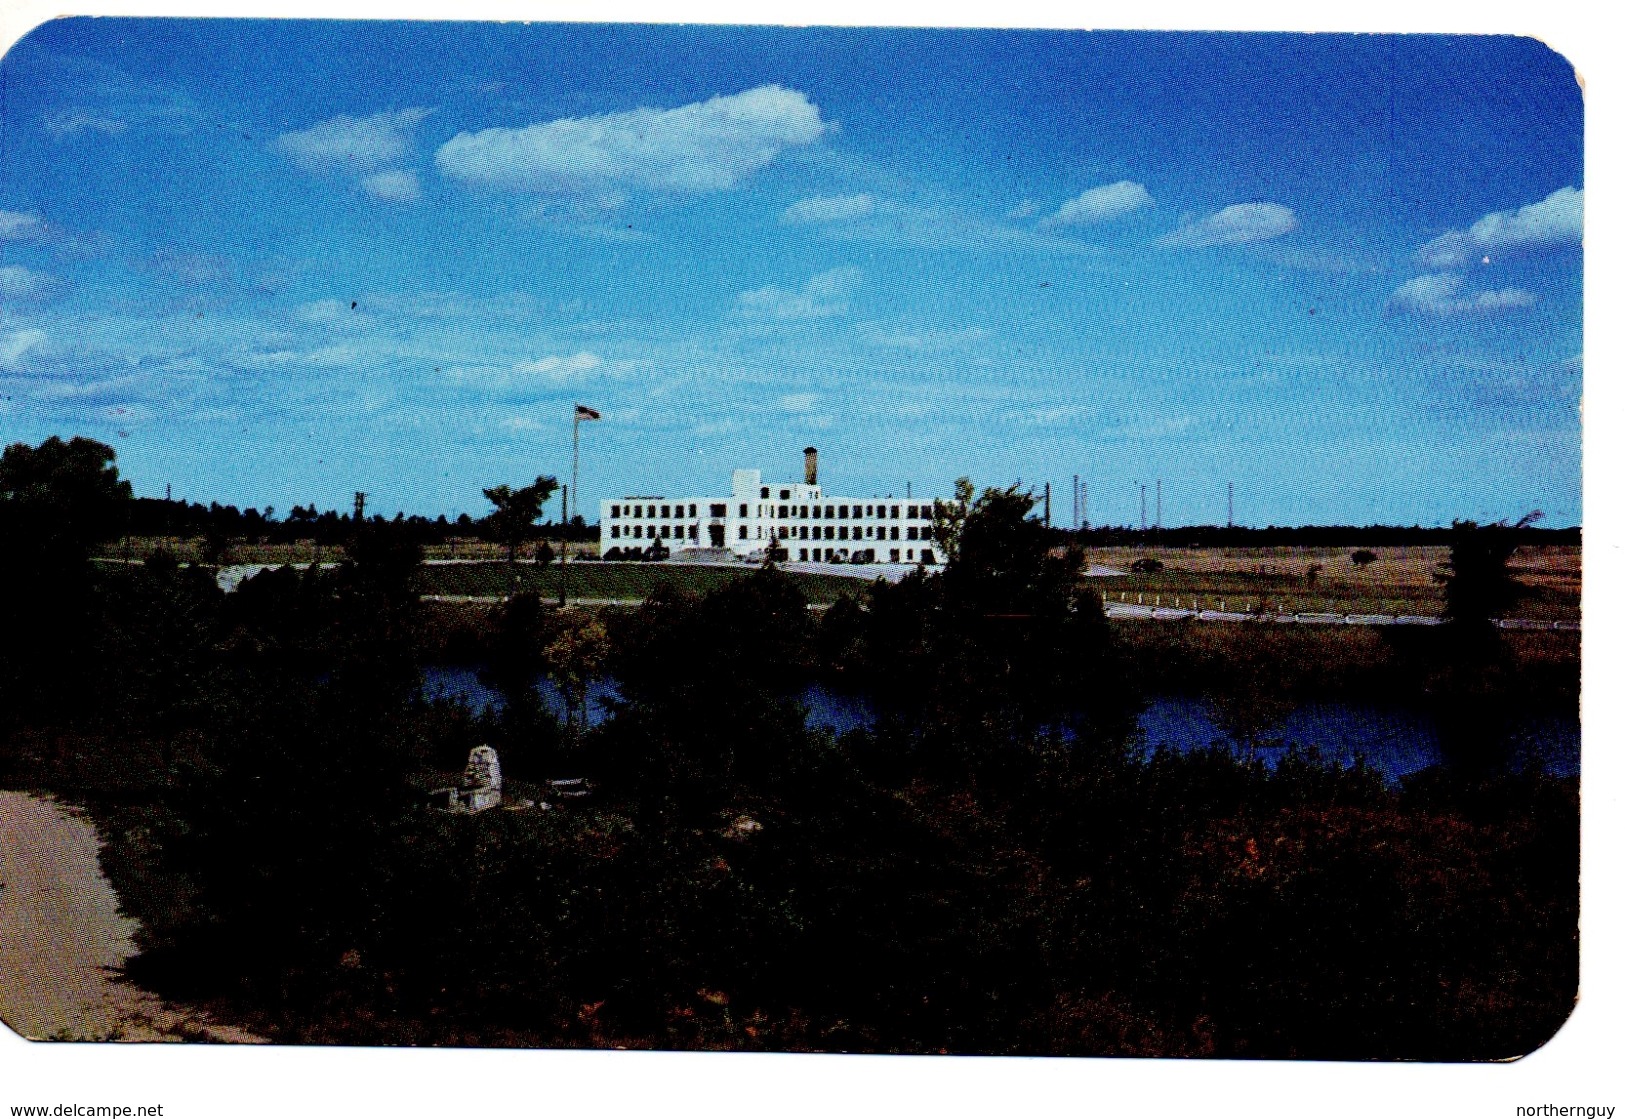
top-left (600, 465), bottom-right (948, 565)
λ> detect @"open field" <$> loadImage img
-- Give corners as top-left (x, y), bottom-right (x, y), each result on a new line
top-left (1087, 545), bottom-right (1580, 621)
top-left (414, 560), bottom-right (875, 604)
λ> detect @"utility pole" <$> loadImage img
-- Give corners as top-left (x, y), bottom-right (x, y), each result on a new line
top-left (1228, 482), bottom-right (1234, 530)
top-left (1073, 475), bottom-right (1079, 531)
top-left (1044, 481), bottom-right (1051, 527)
top-left (353, 492), bottom-right (366, 521)
top-left (1139, 483), bottom-right (1147, 532)
top-left (559, 483), bottom-right (569, 607)
top-left (1081, 480), bottom-right (1088, 530)
top-left (1155, 479), bottom-right (1162, 531)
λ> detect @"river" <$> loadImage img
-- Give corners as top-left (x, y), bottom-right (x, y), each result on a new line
top-left (421, 667), bottom-right (1578, 785)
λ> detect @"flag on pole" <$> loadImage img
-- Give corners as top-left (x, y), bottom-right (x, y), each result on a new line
top-left (574, 404), bottom-right (601, 420)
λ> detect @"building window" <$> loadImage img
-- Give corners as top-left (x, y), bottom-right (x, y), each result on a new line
top-left (778, 504), bottom-right (788, 518)
top-left (891, 526), bottom-right (900, 540)
top-left (780, 489), bottom-right (790, 500)
top-left (825, 505), bottom-right (834, 518)
top-left (689, 503), bottom-right (697, 517)
top-left (711, 503), bottom-right (727, 517)
top-left (813, 548), bottom-right (822, 561)
top-left (890, 548), bottom-right (900, 562)
top-left (611, 504), bottom-right (621, 518)
top-left (633, 525), bottom-right (643, 538)
top-left (761, 487), bottom-right (769, 498)
top-left (907, 526), bottom-right (918, 540)
top-left (891, 505), bottom-right (900, 518)
top-left (907, 549), bottom-right (915, 561)
top-left (739, 525), bottom-right (748, 540)
top-left (739, 503), bottom-right (748, 517)
top-left (799, 549), bottom-right (807, 561)
top-left (610, 526), bottom-right (620, 538)
top-left (799, 526), bottom-right (808, 539)
top-left (838, 526), bottom-right (849, 540)
top-left (812, 505), bottom-right (821, 519)
top-left (839, 505), bottom-right (849, 518)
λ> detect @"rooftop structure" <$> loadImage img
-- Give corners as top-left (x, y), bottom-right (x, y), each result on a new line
top-left (599, 449), bottom-right (949, 565)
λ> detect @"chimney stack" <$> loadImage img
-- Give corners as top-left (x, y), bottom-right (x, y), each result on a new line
top-left (804, 446), bottom-right (818, 486)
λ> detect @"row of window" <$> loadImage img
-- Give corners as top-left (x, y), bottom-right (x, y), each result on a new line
top-left (607, 522), bottom-right (936, 543)
top-left (609, 524), bottom-right (699, 540)
top-left (608, 502), bottom-right (707, 520)
top-left (797, 547), bottom-right (934, 564)
top-left (607, 501), bottom-right (939, 521)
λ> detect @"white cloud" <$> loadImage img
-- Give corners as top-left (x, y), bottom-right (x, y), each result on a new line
top-left (1040, 181), bottom-right (1153, 227)
top-left (1159, 202), bottom-right (1298, 248)
top-left (1417, 186), bottom-right (1584, 268)
top-left (0, 265), bottom-right (51, 297)
top-left (0, 328), bottom-right (47, 368)
top-left (778, 392), bottom-right (818, 412)
top-left (44, 112), bottom-right (128, 137)
top-left (275, 108), bottom-right (434, 174)
top-left (295, 299), bottom-right (366, 326)
top-left (435, 85), bottom-right (826, 194)
top-left (0, 210), bottom-right (46, 240)
top-left (1007, 405), bottom-right (1090, 427)
top-left (1388, 272), bottom-right (1536, 315)
top-left (736, 266), bottom-right (862, 320)
top-left (781, 194), bottom-right (874, 225)
top-left (511, 351), bottom-right (604, 380)
top-left (361, 170), bottom-right (424, 203)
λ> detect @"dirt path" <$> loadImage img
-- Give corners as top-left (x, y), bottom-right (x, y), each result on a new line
top-left (0, 790), bottom-right (265, 1043)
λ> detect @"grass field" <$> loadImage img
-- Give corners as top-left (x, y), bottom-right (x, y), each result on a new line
top-left (1087, 545), bottom-right (1580, 621)
top-left (414, 561), bottom-right (876, 605)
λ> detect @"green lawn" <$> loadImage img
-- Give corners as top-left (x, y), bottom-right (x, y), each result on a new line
top-left (414, 561), bottom-right (877, 605)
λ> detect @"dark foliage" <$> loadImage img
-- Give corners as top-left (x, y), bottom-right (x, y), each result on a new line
top-left (1, 457), bottom-right (1578, 1059)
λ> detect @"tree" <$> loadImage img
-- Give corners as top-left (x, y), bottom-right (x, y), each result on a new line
top-left (0, 436), bottom-right (132, 575)
top-left (1350, 549), bottom-right (1378, 569)
top-left (1437, 514), bottom-right (1541, 634)
top-left (930, 477), bottom-right (976, 562)
top-left (544, 616), bottom-right (611, 737)
top-left (482, 476), bottom-right (559, 564)
top-left (0, 437), bottom-right (134, 720)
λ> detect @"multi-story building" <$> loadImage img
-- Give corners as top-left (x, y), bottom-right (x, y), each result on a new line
top-left (599, 447), bottom-right (948, 565)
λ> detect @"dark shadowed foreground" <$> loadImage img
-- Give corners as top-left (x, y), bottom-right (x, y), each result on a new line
top-left (0, 445), bottom-right (1579, 1058)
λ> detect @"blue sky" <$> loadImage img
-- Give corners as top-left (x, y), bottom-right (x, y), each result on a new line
top-left (0, 22), bottom-right (1583, 526)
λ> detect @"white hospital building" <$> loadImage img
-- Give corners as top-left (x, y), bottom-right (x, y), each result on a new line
top-left (599, 448), bottom-right (948, 566)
